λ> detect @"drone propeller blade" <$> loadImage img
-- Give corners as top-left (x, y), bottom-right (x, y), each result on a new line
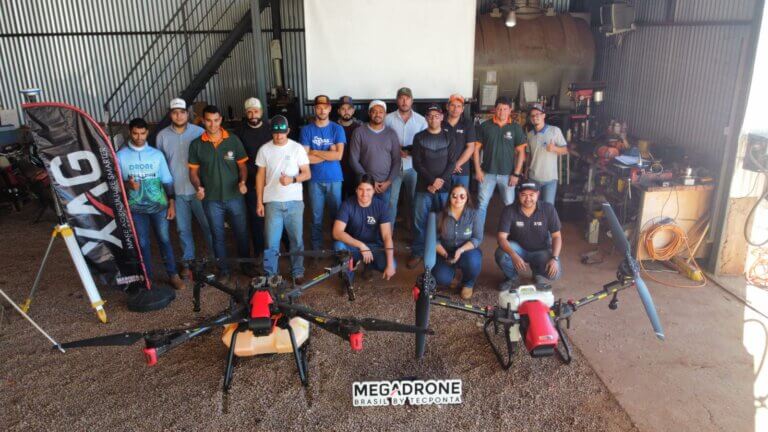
top-left (355, 318), bottom-right (432, 334)
top-left (601, 202), bottom-right (630, 255)
top-left (602, 202), bottom-right (665, 340)
top-left (634, 276), bottom-right (666, 340)
top-left (59, 332), bottom-right (146, 349)
top-left (424, 212), bottom-right (437, 270)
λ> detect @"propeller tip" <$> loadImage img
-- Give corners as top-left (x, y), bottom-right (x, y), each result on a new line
top-left (655, 332), bottom-right (666, 341)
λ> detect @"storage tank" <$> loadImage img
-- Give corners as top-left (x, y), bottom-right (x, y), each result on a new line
top-left (474, 14), bottom-right (595, 110)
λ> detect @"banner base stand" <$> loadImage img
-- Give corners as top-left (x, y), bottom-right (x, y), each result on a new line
top-left (127, 285), bottom-right (175, 313)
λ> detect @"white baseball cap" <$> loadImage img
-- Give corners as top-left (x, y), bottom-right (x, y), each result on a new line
top-left (369, 100), bottom-right (386, 111)
top-left (244, 97), bottom-right (262, 111)
top-left (169, 98), bottom-right (187, 110)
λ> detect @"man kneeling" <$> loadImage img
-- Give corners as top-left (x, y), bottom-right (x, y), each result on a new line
top-left (495, 180), bottom-right (562, 290)
top-left (333, 174), bottom-right (396, 282)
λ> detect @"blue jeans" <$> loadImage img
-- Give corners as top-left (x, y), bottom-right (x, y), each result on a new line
top-left (309, 181), bottom-right (342, 250)
top-left (494, 242), bottom-right (561, 284)
top-left (334, 240), bottom-right (389, 284)
top-left (264, 201), bottom-right (304, 277)
top-left (432, 248), bottom-right (482, 288)
top-left (451, 174), bottom-right (470, 190)
top-left (412, 192), bottom-right (448, 257)
top-left (203, 197), bottom-right (250, 273)
top-left (133, 209), bottom-right (177, 279)
top-left (538, 179), bottom-right (557, 205)
top-left (174, 194), bottom-right (214, 262)
top-left (389, 167), bottom-right (417, 229)
top-left (477, 174), bottom-right (516, 240)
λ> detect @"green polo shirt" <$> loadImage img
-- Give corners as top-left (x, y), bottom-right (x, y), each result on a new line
top-left (188, 129), bottom-right (248, 201)
top-left (477, 119), bottom-right (527, 175)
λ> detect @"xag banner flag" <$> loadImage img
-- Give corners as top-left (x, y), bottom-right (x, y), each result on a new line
top-left (23, 102), bottom-right (150, 291)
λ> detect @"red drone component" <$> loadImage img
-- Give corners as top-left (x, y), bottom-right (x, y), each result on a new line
top-left (412, 286), bottom-right (420, 302)
top-left (250, 290), bottom-right (273, 319)
top-left (348, 258), bottom-right (355, 271)
top-left (349, 332), bottom-right (363, 351)
top-left (517, 300), bottom-right (559, 357)
top-left (142, 347), bottom-right (158, 366)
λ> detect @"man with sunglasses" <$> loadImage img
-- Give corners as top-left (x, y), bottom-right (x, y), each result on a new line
top-left (495, 180), bottom-right (562, 291)
top-left (408, 103), bottom-right (458, 269)
top-left (255, 115), bottom-right (311, 284)
top-left (442, 94), bottom-right (477, 189)
top-left (526, 103), bottom-right (568, 204)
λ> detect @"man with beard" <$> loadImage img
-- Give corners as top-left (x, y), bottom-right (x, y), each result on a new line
top-left (348, 100), bottom-right (401, 203)
top-left (301, 95), bottom-right (346, 251)
top-left (337, 96), bottom-right (362, 198)
top-left (234, 97), bottom-right (272, 262)
top-left (385, 87), bottom-right (427, 230)
top-left (156, 98), bottom-right (213, 281)
top-left (442, 94), bottom-right (477, 190)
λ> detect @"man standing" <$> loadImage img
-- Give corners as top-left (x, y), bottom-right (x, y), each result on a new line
top-left (333, 174), bottom-right (396, 283)
top-left (118, 118), bottom-right (185, 290)
top-left (442, 94), bottom-right (477, 189)
top-left (156, 98), bottom-right (213, 280)
top-left (385, 87), bottom-right (427, 229)
top-left (348, 100), bottom-right (401, 203)
top-left (301, 95), bottom-right (346, 251)
top-left (234, 97), bottom-right (272, 258)
top-left (526, 103), bottom-right (568, 205)
top-left (188, 105), bottom-right (251, 283)
top-left (495, 181), bottom-right (562, 290)
top-left (256, 115), bottom-right (311, 284)
top-left (407, 104), bottom-right (457, 269)
top-left (473, 96), bottom-right (527, 238)
top-left (337, 95), bottom-right (363, 198)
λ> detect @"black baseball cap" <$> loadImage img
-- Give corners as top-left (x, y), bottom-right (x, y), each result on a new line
top-left (426, 103), bottom-right (443, 114)
top-left (271, 115), bottom-right (289, 133)
top-left (339, 96), bottom-right (354, 107)
top-left (518, 180), bottom-right (540, 192)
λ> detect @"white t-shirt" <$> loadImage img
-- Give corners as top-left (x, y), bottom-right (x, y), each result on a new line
top-left (255, 139), bottom-right (310, 203)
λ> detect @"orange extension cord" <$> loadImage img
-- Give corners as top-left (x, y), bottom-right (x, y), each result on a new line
top-left (747, 248), bottom-right (768, 288)
top-left (640, 222), bottom-right (707, 288)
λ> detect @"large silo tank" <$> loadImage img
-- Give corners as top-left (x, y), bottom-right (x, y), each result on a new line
top-left (474, 14), bottom-right (595, 110)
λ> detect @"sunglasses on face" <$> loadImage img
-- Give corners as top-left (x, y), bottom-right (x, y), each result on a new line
top-left (272, 124), bottom-right (288, 132)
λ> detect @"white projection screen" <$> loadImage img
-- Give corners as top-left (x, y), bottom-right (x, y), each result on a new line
top-left (304, 0), bottom-right (476, 101)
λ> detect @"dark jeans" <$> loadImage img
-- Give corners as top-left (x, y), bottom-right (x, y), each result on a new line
top-left (432, 248), bottom-right (482, 288)
top-left (203, 197), bottom-right (250, 273)
top-left (133, 209), bottom-right (177, 279)
top-left (494, 242), bottom-right (561, 284)
top-left (334, 240), bottom-right (388, 284)
top-left (245, 189), bottom-right (265, 254)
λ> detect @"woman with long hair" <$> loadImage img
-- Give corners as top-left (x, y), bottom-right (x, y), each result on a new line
top-left (433, 184), bottom-right (483, 299)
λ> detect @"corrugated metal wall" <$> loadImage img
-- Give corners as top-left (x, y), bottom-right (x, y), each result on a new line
top-left (0, 0), bottom-right (256, 124)
top-left (593, 0), bottom-right (759, 169)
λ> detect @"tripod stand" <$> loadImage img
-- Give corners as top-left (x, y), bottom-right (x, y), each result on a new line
top-left (20, 184), bottom-right (107, 323)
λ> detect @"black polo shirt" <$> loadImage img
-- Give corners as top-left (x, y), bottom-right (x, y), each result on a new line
top-left (498, 202), bottom-right (561, 251)
top-left (234, 120), bottom-right (272, 189)
top-left (442, 116), bottom-right (477, 176)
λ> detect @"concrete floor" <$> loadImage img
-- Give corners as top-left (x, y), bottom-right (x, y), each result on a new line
top-left (545, 225), bottom-right (768, 432)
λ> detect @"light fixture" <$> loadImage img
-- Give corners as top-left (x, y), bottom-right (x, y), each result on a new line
top-left (505, 9), bottom-right (517, 27)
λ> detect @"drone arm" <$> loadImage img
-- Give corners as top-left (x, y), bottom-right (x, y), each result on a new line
top-left (283, 260), bottom-right (351, 299)
top-left (431, 296), bottom-right (492, 317)
top-left (554, 280), bottom-right (629, 323)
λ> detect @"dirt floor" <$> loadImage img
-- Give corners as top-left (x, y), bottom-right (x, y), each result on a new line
top-left (0, 204), bottom-right (639, 431)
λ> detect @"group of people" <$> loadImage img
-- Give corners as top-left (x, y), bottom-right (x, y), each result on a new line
top-left (115, 88), bottom-right (567, 299)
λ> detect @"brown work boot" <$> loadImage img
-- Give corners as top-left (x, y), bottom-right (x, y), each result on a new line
top-left (169, 274), bottom-right (186, 290)
top-left (406, 255), bottom-right (423, 269)
top-left (460, 286), bottom-right (473, 300)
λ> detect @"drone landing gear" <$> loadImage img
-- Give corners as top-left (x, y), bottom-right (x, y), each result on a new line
top-left (554, 322), bottom-right (573, 364)
top-left (483, 318), bottom-right (517, 370)
top-left (223, 324), bottom-right (242, 392)
top-left (288, 323), bottom-right (310, 387)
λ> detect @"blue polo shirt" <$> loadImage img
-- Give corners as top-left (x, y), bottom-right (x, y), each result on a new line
top-left (300, 122), bottom-right (346, 183)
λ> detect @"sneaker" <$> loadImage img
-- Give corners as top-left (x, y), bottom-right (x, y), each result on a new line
top-left (406, 255), bottom-right (423, 269)
top-left (169, 274), bottom-right (186, 290)
top-left (217, 272), bottom-right (231, 286)
top-left (498, 278), bottom-right (520, 292)
top-left (460, 286), bottom-right (473, 300)
top-left (534, 275), bottom-right (552, 290)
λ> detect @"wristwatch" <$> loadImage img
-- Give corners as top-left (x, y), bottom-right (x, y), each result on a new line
top-left (552, 256), bottom-right (560, 261)
top-left (511, 172), bottom-right (521, 178)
